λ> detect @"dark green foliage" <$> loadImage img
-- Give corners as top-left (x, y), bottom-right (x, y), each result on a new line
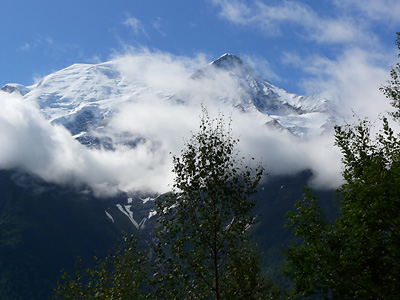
top-left (284, 121), bottom-right (400, 299)
top-left (152, 108), bottom-right (279, 299)
top-left (55, 236), bottom-right (151, 300)
top-left (283, 33), bottom-right (400, 299)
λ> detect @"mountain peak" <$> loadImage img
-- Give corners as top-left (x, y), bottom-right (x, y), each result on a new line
top-left (211, 53), bottom-right (245, 70)
top-left (1, 83), bottom-right (32, 96)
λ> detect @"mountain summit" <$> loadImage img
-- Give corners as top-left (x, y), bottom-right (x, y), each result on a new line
top-left (211, 53), bottom-right (246, 70)
top-left (193, 54), bottom-right (336, 134)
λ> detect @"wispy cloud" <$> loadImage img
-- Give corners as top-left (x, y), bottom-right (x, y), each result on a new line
top-left (241, 54), bottom-right (280, 82)
top-left (19, 36), bottom-right (84, 66)
top-left (333, 0), bottom-right (400, 26)
top-left (20, 37), bottom-right (56, 50)
top-left (152, 17), bottom-right (166, 37)
top-left (210, 0), bottom-right (370, 45)
top-left (20, 43), bottom-right (31, 52)
top-left (20, 37), bottom-right (52, 52)
top-left (282, 48), bottom-right (394, 121)
top-left (123, 16), bottom-right (148, 37)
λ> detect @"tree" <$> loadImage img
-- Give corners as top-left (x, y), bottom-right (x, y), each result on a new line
top-left (152, 108), bottom-right (279, 299)
top-left (283, 33), bottom-right (400, 299)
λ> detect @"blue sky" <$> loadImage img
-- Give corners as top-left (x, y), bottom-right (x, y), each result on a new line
top-left (1, 0), bottom-right (399, 98)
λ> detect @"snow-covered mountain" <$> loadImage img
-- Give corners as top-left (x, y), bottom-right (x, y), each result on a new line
top-left (2, 53), bottom-right (337, 149)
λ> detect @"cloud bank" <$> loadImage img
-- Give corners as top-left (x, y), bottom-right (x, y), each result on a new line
top-left (0, 92), bottom-right (174, 196)
top-left (0, 50), bottom-right (346, 197)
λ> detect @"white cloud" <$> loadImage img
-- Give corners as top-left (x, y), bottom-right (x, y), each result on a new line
top-left (241, 54), bottom-right (280, 82)
top-left (0, 91), bottom-right (174, 196)
top-left (211, 0), bottom-right (309, 36)
top-left (210, 0), bottom-right (371, 45)
top-left (86, 54), bottom-right (103, 64)
top-left (107, 88), bottom-right (344, 192)
top-left (282, 48), bottom-right (394, 121)
top-left (333, 0), bottom-right (400, 26)
top-left (123, 16), bottom-right (148, 37)
top-left (152, 17), bottom-right (166, 37)
top-left (210, 0), bottom-right (252, 25)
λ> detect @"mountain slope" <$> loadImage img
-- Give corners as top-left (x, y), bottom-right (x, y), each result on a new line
top-left (0, 169), bottom-right (153, 300)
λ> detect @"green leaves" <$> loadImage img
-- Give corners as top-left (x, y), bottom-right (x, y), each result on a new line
top-left (55, 236), bottom-right (152, 300)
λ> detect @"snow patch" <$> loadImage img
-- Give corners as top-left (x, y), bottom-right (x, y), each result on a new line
top-left (148, 210), bottom-right (157, 219)
top-left (115, 204), bottom-right (148, 230)
top-left (105, 210), bottom-right (114, 223)
top-left (140, 196), bottom-right (156, 203)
